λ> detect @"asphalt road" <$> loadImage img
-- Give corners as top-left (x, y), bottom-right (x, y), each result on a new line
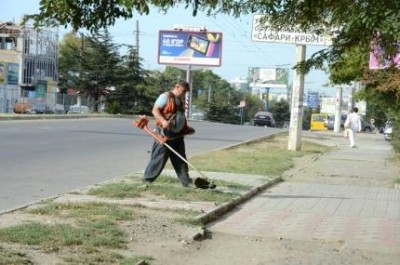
top-left (0, 117), bottom-right (283, 213)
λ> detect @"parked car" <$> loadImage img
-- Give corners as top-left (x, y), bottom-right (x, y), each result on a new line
top-left (383, 121), bottom-right (393, 141)
top-left (253, 111), bottom-right (275, 127)
top-left (311, 113), bottom-right (329, 131)
top-left (384, 126), bottom-right (392, 141)
top-left (361, 119), bottom-right (373, 132)
top-left (31, 104), bottom-right (55, 114)
top-left (13, 102), bottom-right (32, 114)
top-left (67, 105), bottom-right (90, 114)
top-left (326, 114), bottom-right (347, 130)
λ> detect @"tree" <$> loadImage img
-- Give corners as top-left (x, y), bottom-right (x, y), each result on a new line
top-left (108, 45), bottom-right (148, 114)
top-left (80, 29), bottom-right (121, 112)
top-left (58, 32), bottom-right (82, 93)
top-left (28, 1), bottom-right (400, 73)
top-left (206, 103), bottom-right (240, 124)
top-left (268, 99), bottom-right (291, 127)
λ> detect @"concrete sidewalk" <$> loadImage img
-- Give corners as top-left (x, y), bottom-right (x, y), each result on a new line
top-left (208, 131), bottom-right (400, 253)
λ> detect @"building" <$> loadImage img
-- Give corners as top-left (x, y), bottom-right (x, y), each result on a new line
top-left (0, 19), bottom-right (58, 113)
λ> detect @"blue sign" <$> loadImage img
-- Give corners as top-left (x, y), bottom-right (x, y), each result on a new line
top-left (307, 91), bottom-right (319, 109)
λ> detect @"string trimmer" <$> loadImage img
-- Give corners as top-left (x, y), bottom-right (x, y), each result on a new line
top-left (133, 115), bottom-right (216, 189)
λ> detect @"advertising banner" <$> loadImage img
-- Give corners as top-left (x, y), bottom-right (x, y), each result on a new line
top-left (158, 30), bottom-right (223, 67)
top-left (248, 67), bottom-right (289, 88)
top-left (6, 63), bottom-right (19, 85)
top-left (369, 42), bottom-right (400, 69)
top-left (36, 80), bottom-right (47, 98)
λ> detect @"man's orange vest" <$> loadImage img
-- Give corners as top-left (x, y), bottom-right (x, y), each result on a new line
top-left (155, 92), bottom-right (189, 135)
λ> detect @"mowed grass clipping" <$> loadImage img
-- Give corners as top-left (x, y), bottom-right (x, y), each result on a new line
top-left (0, 202), bottom-right (150, 263)
top-left (88, 176), bottom-right (243, 204)
top-left (0, 221), bottom-right (125, 251)
top-left (0, 202), bottom-right (138, 251)
top-left (28, 202), bottom-right (138, 222)
top-left (190, 133), bottom-right (330, 175)
top-left (0, 247), bottom-right (33, 265)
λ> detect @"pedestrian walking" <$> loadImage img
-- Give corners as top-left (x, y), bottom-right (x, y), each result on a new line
top-left (344, 107), bottom-right (362, 148)
top-left (143, 79), bottom-right (195, 187)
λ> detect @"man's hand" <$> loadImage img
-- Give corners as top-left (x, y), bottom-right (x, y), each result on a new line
top-left (161, 119), bottom-right (171, 129)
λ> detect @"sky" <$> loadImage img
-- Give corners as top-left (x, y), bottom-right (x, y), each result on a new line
top-left (0, 0), bottom-right (337, 96)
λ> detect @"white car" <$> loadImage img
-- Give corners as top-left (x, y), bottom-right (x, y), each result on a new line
top-left (384, 126), bottom-right (392, 141)
top-left (68, 105), bottom-right (90, 114)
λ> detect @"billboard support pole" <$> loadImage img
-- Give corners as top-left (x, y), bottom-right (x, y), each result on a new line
top-left (288, 44), bottom-right (306, 151)
top-left (334, 86), bottom-right (342, 133)
top-left (185, 65), bottom-right (191, 119)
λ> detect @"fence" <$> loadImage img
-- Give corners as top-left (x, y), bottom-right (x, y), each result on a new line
top-left (0, 86), bottom-right (94, 114)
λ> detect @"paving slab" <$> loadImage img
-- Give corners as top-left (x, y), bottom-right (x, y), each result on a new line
top-left (208, 132), bottom-right (400, 254)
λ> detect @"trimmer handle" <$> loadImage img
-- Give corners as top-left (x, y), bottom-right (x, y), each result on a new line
top-left (133, 115), bottom-right (168, 145)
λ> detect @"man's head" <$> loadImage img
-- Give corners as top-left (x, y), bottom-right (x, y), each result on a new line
top-left (173, 79), bottom-right (190, 97)
top-left (353, 107), bottom-right (359, 113)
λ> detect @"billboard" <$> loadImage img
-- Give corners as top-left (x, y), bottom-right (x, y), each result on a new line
top-left (251, 14), bottom-right (332, 46)
top-left (369, 42), bottom-right (400, 69)
top-left (248, 67), bottom-right (289, 88)
top-left (158, 30), bottom-right (223, 67)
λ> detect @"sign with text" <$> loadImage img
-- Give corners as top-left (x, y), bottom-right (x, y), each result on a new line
top-left (158, 30), bottom-right (223, 67)
top-left (251, 14), bottom-right (332, 46)
top-left (307, 91), bottom-right (320, 109)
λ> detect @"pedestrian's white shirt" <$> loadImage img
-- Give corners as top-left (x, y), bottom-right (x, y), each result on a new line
top-left (347, 113), bottom-right (361, 131)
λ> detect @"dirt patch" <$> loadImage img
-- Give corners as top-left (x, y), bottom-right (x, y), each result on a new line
top-left (1, 134), bottom-right (399, 264)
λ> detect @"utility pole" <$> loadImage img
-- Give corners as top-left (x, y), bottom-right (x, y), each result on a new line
top-left (134, 20), bottom-right (139, 58)
top-left (334, 86), bottom-right (342, 133)
top-left (185, 65), bottom-right (191, 119)
top-left (288, 44), bottom-right (306, 151)
top-left (348, 82), bottom-right (354, 113)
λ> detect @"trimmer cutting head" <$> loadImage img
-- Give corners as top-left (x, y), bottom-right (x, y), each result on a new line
top-left (194, 177), bottom-right (216, 189)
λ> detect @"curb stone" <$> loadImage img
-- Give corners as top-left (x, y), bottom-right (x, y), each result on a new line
top-left (195, 176), bottom-right (283, 224)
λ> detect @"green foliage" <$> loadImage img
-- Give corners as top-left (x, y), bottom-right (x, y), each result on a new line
top-left (268, 99), bottom-right (291, 127)
top-left (107, 45), bottom-right (148, 114)
top-left (0, 247), bottom-right (33, 265)
top-left (302, 107), bottom-right (313, 131)
top-left (88, 175), bottom-right (241, 204)
top-left (30, 0), bottom-right (400, 75)
top-left (0, 221), bottom-right (125, 251)
top-left (58, 32), bottom-right (82, 93)
top-left (329, 47), bottom-right (370, 85)
top-left (191, 133), bottom-right (331, 176)
top-left (80, 29), bottom-right (121, 112)
top-left (29, 202), bottom-right (138, 222)
top-left (206, 103), bottom-right (240, 124)
top-left (390, 119), bottom-right (400, 153)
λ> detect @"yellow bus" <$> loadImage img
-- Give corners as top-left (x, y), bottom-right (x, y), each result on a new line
top-left (310, 113), bottom-right (329, 131)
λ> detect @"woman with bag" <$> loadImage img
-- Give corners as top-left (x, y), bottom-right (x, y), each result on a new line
top-left (344, 107), bottom-right (362, 148)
